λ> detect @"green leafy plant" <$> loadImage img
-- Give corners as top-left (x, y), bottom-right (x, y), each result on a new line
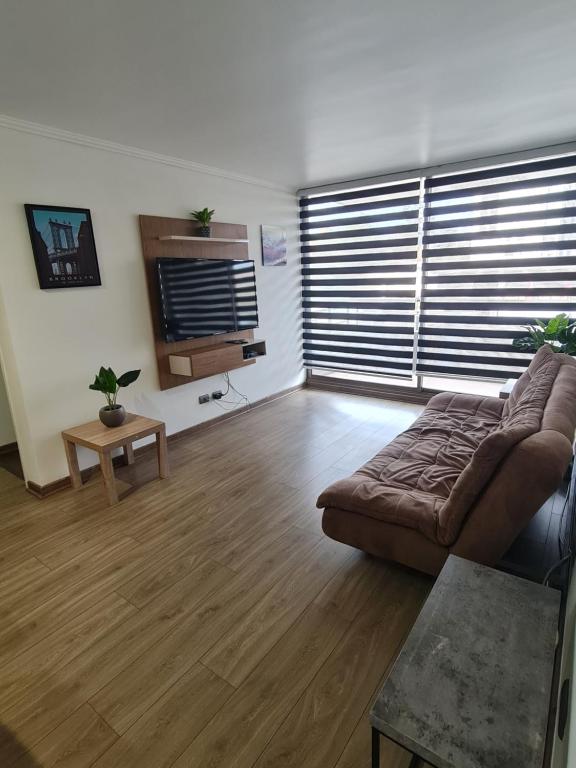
top-left (89, 367), bottom-right (141, 409)
top-left (512, 313), bottom-right (576, 355)
top-left (191, 208), bottom-right (215, 226)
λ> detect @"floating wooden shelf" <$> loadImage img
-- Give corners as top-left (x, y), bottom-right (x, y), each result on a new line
top-left (169, 342), bottom-right (257, 378)
top-left (169, 339), bottom-right (267, 378)
top-left (158, 235), bottom-right (249, 244)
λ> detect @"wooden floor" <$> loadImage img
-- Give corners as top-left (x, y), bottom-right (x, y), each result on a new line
top-left (0, 445), bottom-right (23, 480)
top-left (0, 388), bottom-right (432, 768)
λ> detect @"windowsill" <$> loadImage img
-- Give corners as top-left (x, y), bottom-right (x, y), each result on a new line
top-left (307, 368), bottom-right (504, 400)
top-left (421, 375), bottom-right (502, 399)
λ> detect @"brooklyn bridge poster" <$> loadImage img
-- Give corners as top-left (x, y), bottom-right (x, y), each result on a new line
top-left (25, 204), bottom-right (101, 289)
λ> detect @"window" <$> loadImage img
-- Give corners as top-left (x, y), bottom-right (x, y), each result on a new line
top-left (417, 154), bottom-right (576, 379)
top-left (300, 178), bottom-right (420, 379)
top-left (300, 151), bottom-right (576, 385)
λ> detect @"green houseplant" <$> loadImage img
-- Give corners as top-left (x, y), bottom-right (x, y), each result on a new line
top-left (191, 207), bottom-right (215, 237)
top-left (512, 313), bottom-right (576, 355)
top-left (89, 366), bottom-right (141, 427)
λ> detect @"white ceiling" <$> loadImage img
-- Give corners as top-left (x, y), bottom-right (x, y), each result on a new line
top-left (1, 0), bottom-right (576, 189)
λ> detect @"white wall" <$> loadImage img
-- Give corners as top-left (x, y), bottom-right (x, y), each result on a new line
top-left (0, 363), bottom-right (16, 448)
top-left (0, 127), bottom-right (303, 486)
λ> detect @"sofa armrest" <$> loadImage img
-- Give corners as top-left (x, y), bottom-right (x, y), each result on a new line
top-left (450, 430), bottom-right (573, 567)
top-left (316, 474), bottom-right (442, 544)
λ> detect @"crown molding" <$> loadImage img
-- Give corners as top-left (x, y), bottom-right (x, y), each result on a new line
top-left (0, 113), bottom-right (292, 193)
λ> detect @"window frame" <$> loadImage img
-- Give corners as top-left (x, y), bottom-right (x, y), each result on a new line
top-left (299, 142), bottom-right (576, 392)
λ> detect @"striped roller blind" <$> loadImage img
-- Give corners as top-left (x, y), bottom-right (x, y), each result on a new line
top-left (300, 178), bottom-right (421, 377)
top-left (417, 154), bottom-right (576, 379)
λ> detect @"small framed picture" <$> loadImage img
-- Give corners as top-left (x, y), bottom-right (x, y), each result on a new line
top-left (261, 225), bottom-right (287, 266)
top-left (24, 204), bottom-right (101, 289)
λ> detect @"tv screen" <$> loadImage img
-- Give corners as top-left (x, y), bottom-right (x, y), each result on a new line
top-left (156, 257), bottom-right (259, 342)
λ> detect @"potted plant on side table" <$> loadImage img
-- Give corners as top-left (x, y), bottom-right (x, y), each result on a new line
top-left (89, 366), bottom-right (141, 427)
top-left (191, 207), bottom-right (215, 237)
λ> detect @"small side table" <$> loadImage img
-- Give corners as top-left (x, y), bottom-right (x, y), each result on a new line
top-left (370, 555), bottom-right (560, 768)
top-left (62, 413), bottom-right (169, 505)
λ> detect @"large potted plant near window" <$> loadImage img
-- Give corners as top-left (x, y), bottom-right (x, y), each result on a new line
top-left (512, 313), bottom-right (576, 355)
top-left (191, 208), bottom-right (215, 237)
top-left (89, 366), bottom-right (141, 427)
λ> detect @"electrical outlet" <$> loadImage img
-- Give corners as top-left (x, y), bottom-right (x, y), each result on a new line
top-left (212, 390), bottom-right (223, 400)
top-left (198, 394), bottom-right (210, 404)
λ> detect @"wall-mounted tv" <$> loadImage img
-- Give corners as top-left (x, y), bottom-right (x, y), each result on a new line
top-left (156, 257), bottom-right (259, 342)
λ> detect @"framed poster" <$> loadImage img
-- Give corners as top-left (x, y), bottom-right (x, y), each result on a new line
top-left (24, 204), bottom-right (101, 289)
top-left (261, 225), bottom-right (287, 266)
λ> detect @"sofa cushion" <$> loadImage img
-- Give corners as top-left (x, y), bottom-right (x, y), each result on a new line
top-left (436, 350), bottom-right (561, 545)
top-left (316, 392), bottom-right (505, 544)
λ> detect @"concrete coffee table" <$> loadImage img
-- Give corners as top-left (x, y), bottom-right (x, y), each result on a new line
top-left (62, 413), bottom-right (169, 505)
top-left (370, 555), bottom-right (560, 768)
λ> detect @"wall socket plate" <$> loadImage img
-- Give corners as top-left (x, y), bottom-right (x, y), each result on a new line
top-left (198, 394), bottom-right (210, 404)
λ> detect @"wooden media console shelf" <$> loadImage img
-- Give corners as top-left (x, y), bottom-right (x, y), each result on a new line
top-left (139, 215), bottom-right (266, 389)
top-left (169, 339), bottom-right (267, 378)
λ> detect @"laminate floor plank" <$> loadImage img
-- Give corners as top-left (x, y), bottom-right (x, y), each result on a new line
top-left (0, 390), bottom-right (427, 768)
top-left (0, 556), bottom-right (51, 601)
top-left (116, 549), bottom-right (210, 608)
top-left (12, 704), bottom-right (117, 768)
top-left (0, 593), bottom-right (137, 713)
top-left (252, 569), bottom-right (430, 768)
top-left (0, 561), bottom-right (232, 765)
top-left (314, 552), bottom-right (395, 623)
top-left (170, 604), bottom-right (351, 768)
top-left (89, 526), bottom-right (322, 734)
top-left (202, 537), bottom-right (352, 687)
top-left (93, 664), bottom-right (233, 768)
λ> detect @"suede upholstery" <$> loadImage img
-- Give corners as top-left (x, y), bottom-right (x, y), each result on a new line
top-left (318, 346), bottom-right (576, 576)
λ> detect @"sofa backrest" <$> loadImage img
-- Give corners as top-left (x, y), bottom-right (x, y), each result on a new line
top-left (503, 345), bottom-right (556, 414)
top-left (507, 344), bottom-right (576, 439)
top-left (437, 346), bottom-right (573, 546)
top-left (541, 354), bottom-right (576, 440)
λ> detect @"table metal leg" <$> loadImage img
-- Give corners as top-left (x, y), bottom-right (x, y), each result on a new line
top-left (372, 728), bottom-right (380, 768)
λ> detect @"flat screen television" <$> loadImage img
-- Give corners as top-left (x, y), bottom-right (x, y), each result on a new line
top-left (156, 257), bottom-right (259, 342)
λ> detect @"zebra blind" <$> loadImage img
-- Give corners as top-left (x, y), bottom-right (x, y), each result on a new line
top-left (416, 154), bottom-right (576, 379)
top-left (300, 178), bottom-right (421, 377)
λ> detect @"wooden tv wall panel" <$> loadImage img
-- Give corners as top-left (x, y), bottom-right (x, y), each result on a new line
top-left (140, 215), bottom-right (257, 391)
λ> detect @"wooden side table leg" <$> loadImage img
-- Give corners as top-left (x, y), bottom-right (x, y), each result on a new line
top-left (123, 442), bottom-right (135, 465)
top-left (63, 440), bottom-right (82, 490)
top-left (156, 426), bottom-right (169, 479)
top-left (99, 451), bottom-right (119, 505)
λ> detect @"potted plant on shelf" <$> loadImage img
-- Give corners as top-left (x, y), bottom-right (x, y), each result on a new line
top-left (89, 366), bottom-right (141, 427)
top-left (191, 207), bottom-right (215, 237)
top-left (512, 313), bottom-right (576, 355)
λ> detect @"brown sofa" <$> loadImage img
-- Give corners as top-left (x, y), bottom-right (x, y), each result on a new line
top-left (317, 346), bottom-right (576, 576)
